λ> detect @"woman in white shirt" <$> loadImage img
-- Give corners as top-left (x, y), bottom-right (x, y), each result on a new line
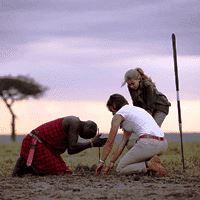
top-left (96, 94), bottom-right (168, 176)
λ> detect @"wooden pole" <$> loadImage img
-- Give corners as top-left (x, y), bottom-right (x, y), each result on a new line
top-left (97, 128), bottom-right (101, 161)
top-left (172, 33), bottom-right (185, 170)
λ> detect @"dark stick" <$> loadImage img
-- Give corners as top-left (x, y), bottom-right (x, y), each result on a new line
top-left (97, 128), bottom-right (101, 161)
top-left (172, 33), bottom-right (185, 170)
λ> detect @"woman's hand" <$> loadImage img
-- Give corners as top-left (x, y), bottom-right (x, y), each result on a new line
top-left (104, 162), bottom-right (115, 175)
top-left (95, 162), bottom-right (104, 175)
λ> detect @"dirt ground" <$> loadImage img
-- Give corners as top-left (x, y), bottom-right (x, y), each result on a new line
top-left (1, 167), bottom-right (200, 200)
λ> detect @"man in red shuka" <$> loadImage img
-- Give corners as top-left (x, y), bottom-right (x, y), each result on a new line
top-left (12, 116), bottom-right (107, 177)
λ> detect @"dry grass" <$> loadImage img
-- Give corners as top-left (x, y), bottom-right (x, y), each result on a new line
top-left (0, 142), bottom-right (200, 177)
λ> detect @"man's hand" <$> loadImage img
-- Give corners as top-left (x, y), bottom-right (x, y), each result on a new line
top-left (104, 162), bottom-right (114, 175)
top-left (92, 134), bottom-right (107, 147)
top-left (95, 162), bottom-right (104, 175)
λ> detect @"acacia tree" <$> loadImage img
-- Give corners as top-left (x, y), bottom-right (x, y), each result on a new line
top-left (0, 75), bottom-right (47, 141)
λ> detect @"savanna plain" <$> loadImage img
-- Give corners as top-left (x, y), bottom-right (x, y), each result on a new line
top-left (0, 141), bottom-right (200, 200)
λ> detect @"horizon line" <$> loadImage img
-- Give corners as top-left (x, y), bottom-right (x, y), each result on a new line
top-left (1, 132), bottom-right (200, 136)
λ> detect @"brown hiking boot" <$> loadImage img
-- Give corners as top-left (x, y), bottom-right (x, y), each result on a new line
top-left (149, 155), bottom-right (161, 163)
top-left (147, 155), bottom-right (167, 177)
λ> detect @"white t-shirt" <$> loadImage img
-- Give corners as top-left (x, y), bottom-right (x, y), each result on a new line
top-left (116, 105), bottom-right (164, 137)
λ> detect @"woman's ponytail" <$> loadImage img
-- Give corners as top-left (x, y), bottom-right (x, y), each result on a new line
top-left (136, 67), bottom-right (155, 85)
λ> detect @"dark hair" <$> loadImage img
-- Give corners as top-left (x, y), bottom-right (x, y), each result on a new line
top-left (106, 94), bottom-right (128, 111)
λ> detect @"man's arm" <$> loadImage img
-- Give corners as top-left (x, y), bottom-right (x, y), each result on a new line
top-left (64, 118), bottom-right (106, 155)
top-left (68, 135), bottom-right (106, 155)
top-left (67, 137), bottom-right (92, 155)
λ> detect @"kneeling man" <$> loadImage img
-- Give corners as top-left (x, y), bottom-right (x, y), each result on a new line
top-left (12, 116), bottom-right (107, 176)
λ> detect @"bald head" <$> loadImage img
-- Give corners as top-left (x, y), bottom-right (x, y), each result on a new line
top-left (80, 120), bottom-right (97, 139)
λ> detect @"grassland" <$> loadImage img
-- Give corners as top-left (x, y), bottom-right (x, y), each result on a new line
top-left (0, 141), bottom-right (200, 177)
top-left (0, 141), bottom-right (200, 200)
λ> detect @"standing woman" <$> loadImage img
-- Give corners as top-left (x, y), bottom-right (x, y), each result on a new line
top-left (121, 68), bottom-right (171, 127)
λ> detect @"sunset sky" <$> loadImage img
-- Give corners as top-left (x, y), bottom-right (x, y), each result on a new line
top-left (0, 0), bottom-right (200, 134)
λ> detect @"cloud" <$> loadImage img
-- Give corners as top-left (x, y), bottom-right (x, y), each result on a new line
top-left (0, 0), bottom-right (199, 54)
top-left (0, 0), bottom-right (199, 134)
top-left (0, 35), bottom-right (199, 101)
top-left (0, 0), bottom-right (199, 105)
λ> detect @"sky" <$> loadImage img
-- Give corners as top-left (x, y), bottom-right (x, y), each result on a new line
top-left (0, 0), bottom-right (200, 134)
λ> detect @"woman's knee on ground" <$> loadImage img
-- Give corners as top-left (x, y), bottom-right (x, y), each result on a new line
top-left (116, 161), bottom-right (128, 173)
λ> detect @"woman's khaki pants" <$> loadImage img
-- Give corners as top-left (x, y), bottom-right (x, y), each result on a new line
top-left (116, 138), bottom-right (168, 174)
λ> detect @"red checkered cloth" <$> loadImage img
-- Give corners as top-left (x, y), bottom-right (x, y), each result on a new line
top-left (34, 118), bottom-right (68, 154)
top-left (19, 118), bottom-right (73, 175)
top-left (20, 135), bottom-right (72, 175)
